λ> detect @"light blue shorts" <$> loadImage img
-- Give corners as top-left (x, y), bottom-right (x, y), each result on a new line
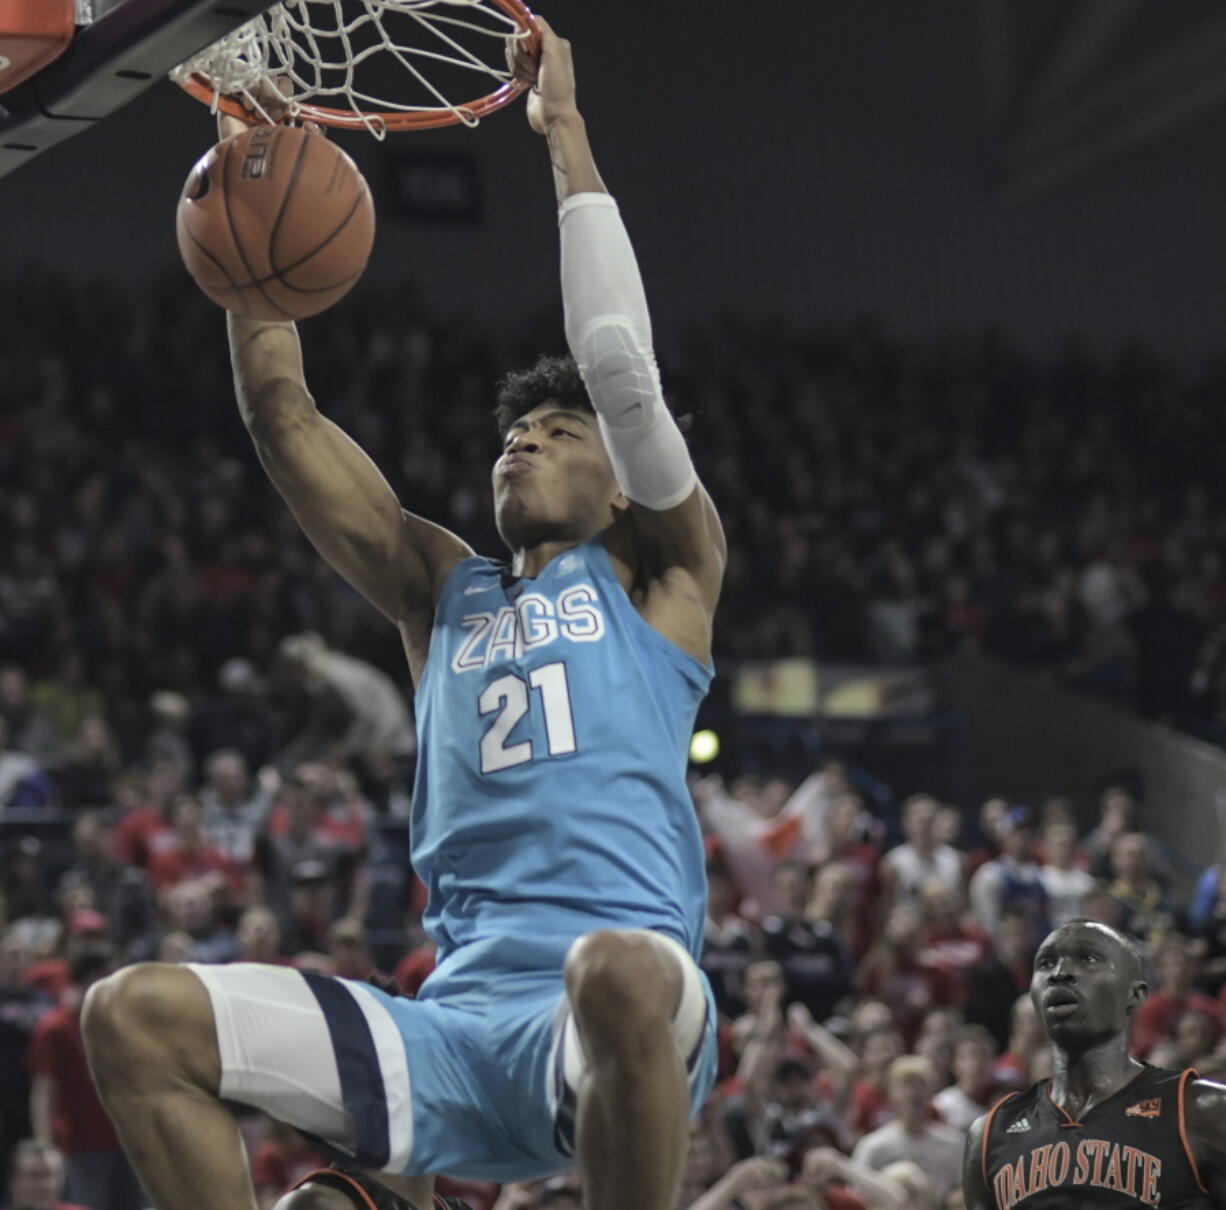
top-left (189, 931), bottom-right (717, 1182)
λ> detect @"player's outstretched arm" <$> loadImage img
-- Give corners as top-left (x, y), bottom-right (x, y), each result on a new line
top-left (513, 22), bottom-right (726, 617)
top-left (961, 1116), bottom-right (995, 1210)
top-left (1184, 1078), bottom-right (1226, 1205)
top-left (210, 106), bottom-right (470, 656)
top-left (227, 313), bottom-right (470, 642)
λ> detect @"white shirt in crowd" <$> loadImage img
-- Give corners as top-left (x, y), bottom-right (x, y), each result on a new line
top-left (933, 1084), bottom-right (988, 1132)
top-left (880, 842), bottom-right (963, 900)
top-left (1039, 863), bottom-right (1097, 928)
top-left (311, 647), bottom-right (416, 759)
top-left (851, 1118), bottom-right (965, 1198)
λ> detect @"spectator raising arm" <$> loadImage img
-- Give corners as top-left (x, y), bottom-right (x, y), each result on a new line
top-left (787, 1003), bottom-right (858, 1085)
top-left (29, 1072), bottom-right (53, 1144)
top-left (802, 1148), bottom-right (915, 1210)
top-left (227, 306), bottom-right (471, 681)
top-left (222, 101), bottom-right (471, 680)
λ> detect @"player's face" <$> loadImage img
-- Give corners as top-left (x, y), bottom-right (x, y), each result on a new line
top-left (1030, 923), bottom-right (1146, 1045)
top-left (493, 404), bottom-right (625, 548)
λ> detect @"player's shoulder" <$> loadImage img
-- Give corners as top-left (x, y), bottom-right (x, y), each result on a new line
top-left (428, 548), bottom-right (499, 600)
top-left (1184, 1072), bottom-right (1226, 1122)
top-left (969, 1084), bottom-right (1031, 1141)
top-left (1179, 1073), bottom-right (1226, 1194)
top-left (398, 509), bottom-right (476, 599)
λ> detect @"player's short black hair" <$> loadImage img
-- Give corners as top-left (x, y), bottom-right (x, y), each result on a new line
top-left (493, 355), bottom-right (592, 436)
top-left (492, 353), bottom-right (693, 438)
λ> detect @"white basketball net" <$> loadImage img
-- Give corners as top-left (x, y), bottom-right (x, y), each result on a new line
top-left (170, 0), bottom-right (532, 136)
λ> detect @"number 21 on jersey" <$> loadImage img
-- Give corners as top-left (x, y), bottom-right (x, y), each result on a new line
top-left (478, 660), bottom-right (576, 773)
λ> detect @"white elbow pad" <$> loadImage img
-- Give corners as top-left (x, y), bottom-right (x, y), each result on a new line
top-left (573, 317), bottom-right (695, 511)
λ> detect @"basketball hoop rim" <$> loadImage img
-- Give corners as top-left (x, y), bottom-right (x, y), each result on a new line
top-left (177, 0), bottom-right (539, 132)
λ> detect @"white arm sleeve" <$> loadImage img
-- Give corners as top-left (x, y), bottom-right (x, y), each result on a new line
top-left (559, 192), bottom-right (696, 510)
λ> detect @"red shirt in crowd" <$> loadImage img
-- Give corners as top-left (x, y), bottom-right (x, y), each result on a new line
top-left (394, 944), bottom-right (437, 996)
top-left (265, 801), bottom-right (367, 850)
top-left (830, 843), bottom-right (880, 956)
top-left (918, 921), bottom-right (992, 1000)
top-left (250, 1138), bottom-right (327, 1193)
top-left (855, 958), bottom-right (958, 1046)
top-left (146, 839), bottom-right (245, 896)
top-left (2, 1201), bottom-right (90, 1210)
top-left (847, 1079), bottom-right (892, 1138)
top-left (26, 1006), bottom-right (121, 1155)
top-left (820, 1187), bottom-right (869, 1210)
top-left (1131, 989), bottom-right (1224, 1058)
top-left (991, 1050), bottom-right (1029, 1090)
top-left (113, 806), bottom-right (166, 868)
top-left (22, 958), bottom-right (70, 1002)
top-left (433, 1177), bottom-right (499, 1210)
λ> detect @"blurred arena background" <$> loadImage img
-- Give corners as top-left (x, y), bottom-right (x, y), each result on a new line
top-left (6, 1), bottom-right (1226, 352)
top-left (6, 2), bottom-right (1226, 1209)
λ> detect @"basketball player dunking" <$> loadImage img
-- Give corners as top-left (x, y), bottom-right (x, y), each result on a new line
top-left (82, 19), bottom-right (723, 1210)
top-left (964, 920), bottom-right (1226, 1209)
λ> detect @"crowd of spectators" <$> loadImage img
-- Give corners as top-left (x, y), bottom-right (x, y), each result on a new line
top-left (8, 269), bottom-right (1226, 753)
top-left (6, 266), bottom-right (1226, 1210)
top-left (5, 686), bottom-right (1226, 1210)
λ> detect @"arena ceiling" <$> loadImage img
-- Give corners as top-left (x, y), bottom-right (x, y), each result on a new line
top-left (985, 0), bottom-right (1226, 196)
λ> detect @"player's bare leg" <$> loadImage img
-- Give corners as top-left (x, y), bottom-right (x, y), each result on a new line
top-left (82, 964), bottom-right (261, 1210)
top-left (565, 932), bottom-right (689, 1210)
top-left (83, 964), bottom-right (437, 1210)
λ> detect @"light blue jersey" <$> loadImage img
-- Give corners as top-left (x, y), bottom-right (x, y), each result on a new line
top-left (207, 538), bottom-right (720, 1183)
top-left (411, 535), bottom-right (713, 991)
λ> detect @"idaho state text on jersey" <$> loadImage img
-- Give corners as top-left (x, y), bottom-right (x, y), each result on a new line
top-left (992, 1139), bottom-right (1163, 1209)
top-left (451, 585), bottom-right (606, 672)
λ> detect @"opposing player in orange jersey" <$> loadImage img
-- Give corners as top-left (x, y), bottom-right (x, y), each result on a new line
top-left (965, 919), bottom-right (1226, 1209)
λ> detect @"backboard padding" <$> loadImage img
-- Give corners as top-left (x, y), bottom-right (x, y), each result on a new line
top-left (0, 0), bottom-right (275, 180)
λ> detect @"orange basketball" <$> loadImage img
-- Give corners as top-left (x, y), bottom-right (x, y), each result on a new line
top-left (176, 124), bottom-right (375, 322)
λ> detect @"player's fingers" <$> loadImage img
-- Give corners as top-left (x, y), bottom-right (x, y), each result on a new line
top-left (243, 74), bottom-right (293, 123)
top-left (218, 112), bottom-right (249, 141)
top-left (504, 36), bottom-right (519, 74)
top-left (505, 35), bottom-right (537, 85)
top-left (534, 15), bottom-right (562, 56)
top-left (535, 16), bottom-right (571, 57)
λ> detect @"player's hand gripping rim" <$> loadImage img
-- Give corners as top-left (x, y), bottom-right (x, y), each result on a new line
top-left (505, 15), bottom-right (579, 135)
top-left (216, 78), bottom-right (325, 142)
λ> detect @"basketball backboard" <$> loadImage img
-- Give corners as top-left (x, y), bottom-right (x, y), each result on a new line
top-left (0, 0), bottom-right (276, 180)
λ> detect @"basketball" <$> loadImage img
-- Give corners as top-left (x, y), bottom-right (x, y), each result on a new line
top-left (176, 124), bottom-right (375, 322)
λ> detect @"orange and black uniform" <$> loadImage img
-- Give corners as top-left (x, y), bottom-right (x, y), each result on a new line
top-left (981, 1066), bottom-right (1212, 1209)
top-left (288, 1168), bottom-right (471, 1210)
